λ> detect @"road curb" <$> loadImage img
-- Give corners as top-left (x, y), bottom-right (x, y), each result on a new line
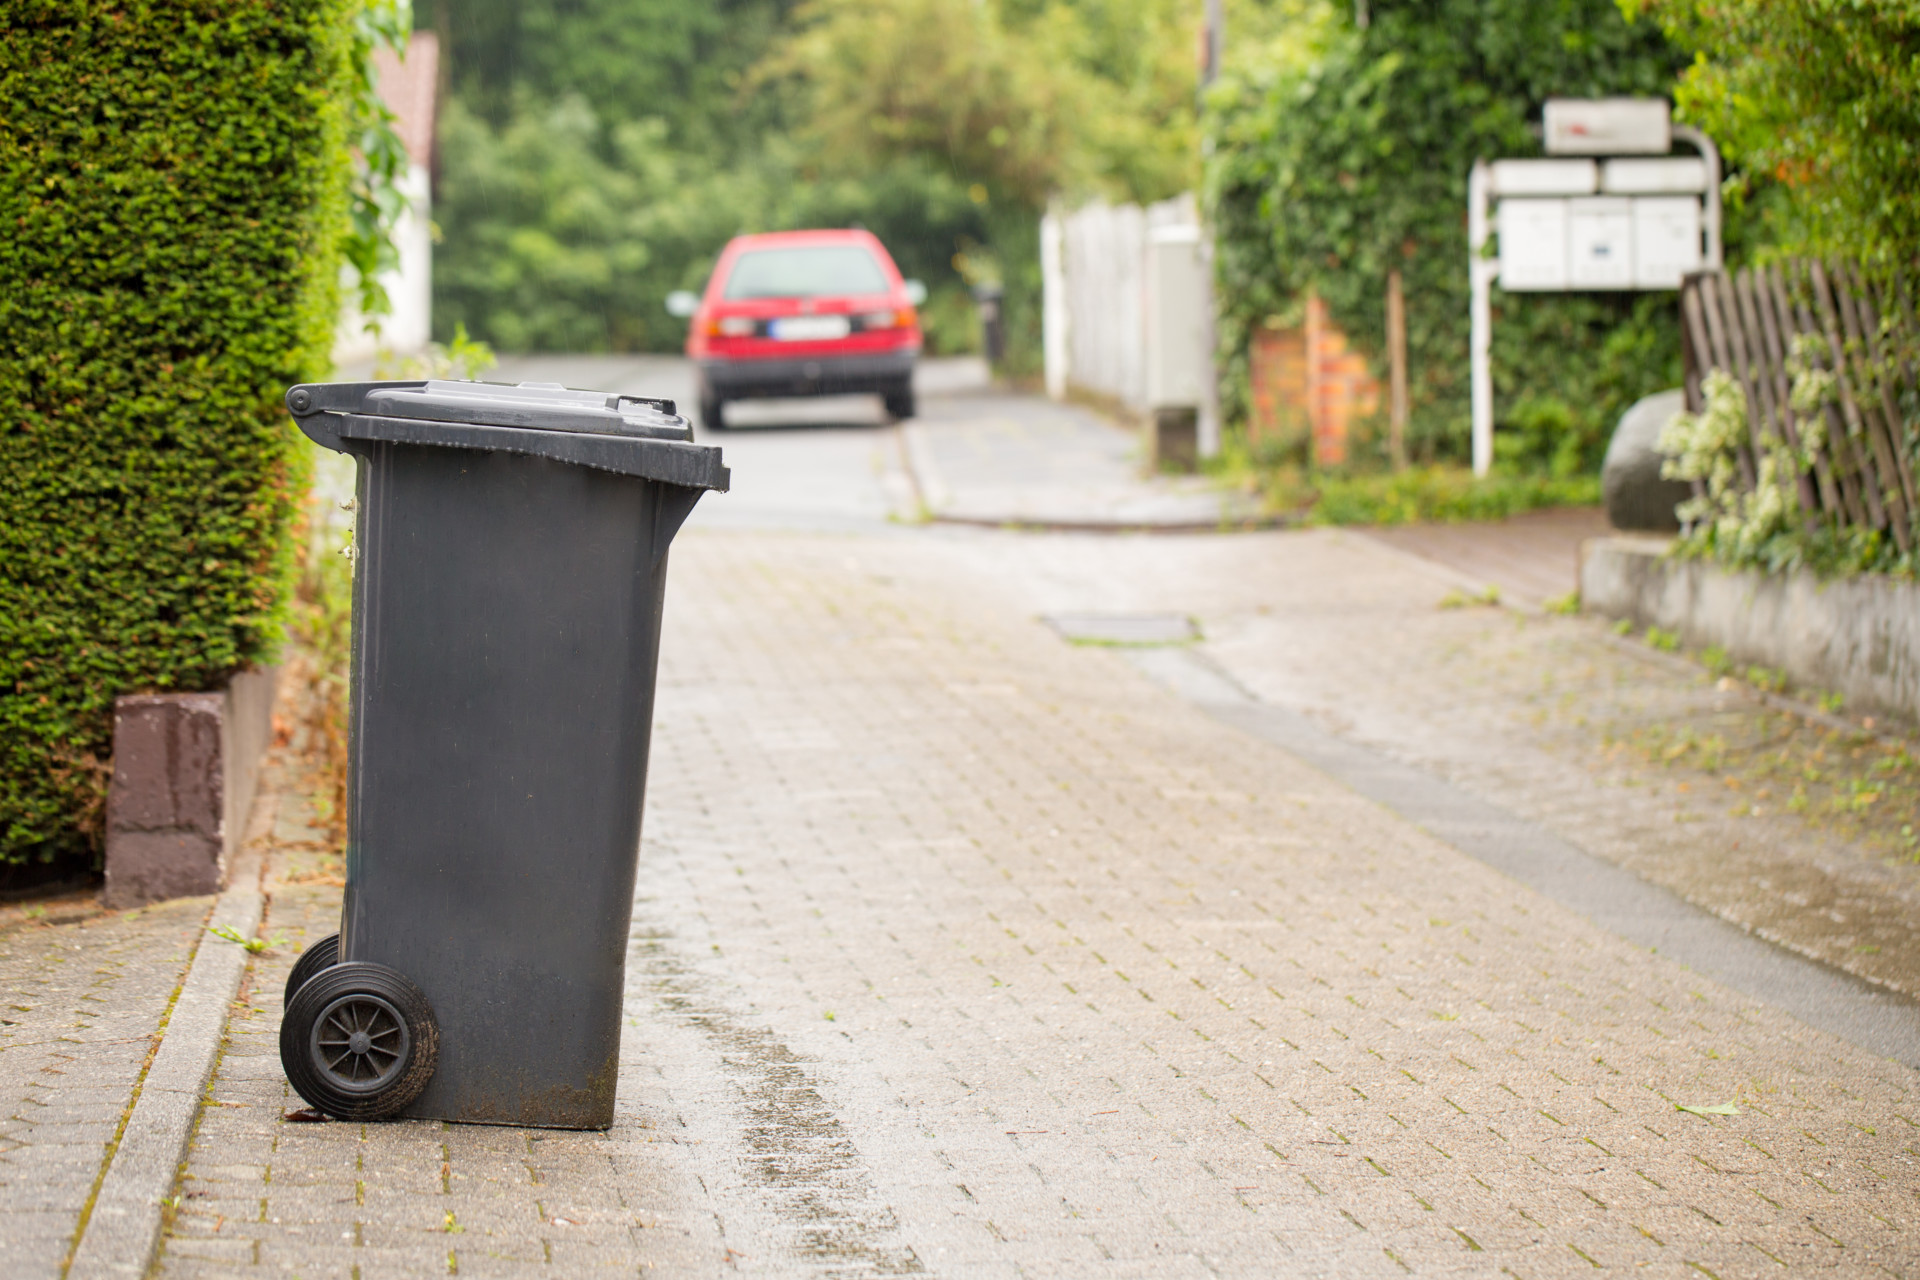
top-left (67, 822), bottom-right (270, 1278)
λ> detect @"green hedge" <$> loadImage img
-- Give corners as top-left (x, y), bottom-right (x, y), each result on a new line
top-left (0, 0), bottom-right (356, 865)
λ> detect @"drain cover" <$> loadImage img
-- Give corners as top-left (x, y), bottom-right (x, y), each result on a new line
top-left (1043, 613), bottom-right (1199, 646)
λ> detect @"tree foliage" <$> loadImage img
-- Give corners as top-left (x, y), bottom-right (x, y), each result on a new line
top-left (426, 0), bottom-right (1204, 367)
top-left (764, 0), bottom-right (1201, 372)
top-left (343, 0), bottom-right (415, 324)
top-left (778, 0), bottom-right (1198, 209)
top-left (423, 0), bottom-right (794, 156)
top-left (1207, 0), bottom-right (1688, 471)
top-left (1623, 0), bottom-right (1920, 266)
top-left (0, 0), bottom-right (356, 864)
top-left (433, 95), bottom-right (990, 353)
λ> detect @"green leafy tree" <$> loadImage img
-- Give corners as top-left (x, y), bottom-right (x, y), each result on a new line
top-left (432, 95), bottom-right (992, 352)
top-left (1622, 0), bottom-right (1920, 266)
top-left (427, 0), bottom-right (1206, 366)
top-left (772, 0), bottom-right (1202, 371)
top-left (1207, 0), bottom-right (1688, 471)
top-left (343, 0), bottom-right (416, 325)
top-left (420, 0), bottom-right (795, 156)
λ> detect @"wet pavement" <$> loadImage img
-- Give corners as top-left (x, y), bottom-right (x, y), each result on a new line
top-left (157, 529), bottom-right (1920, 1276)
top-left (19, 366), bottom-right (1920, 1277)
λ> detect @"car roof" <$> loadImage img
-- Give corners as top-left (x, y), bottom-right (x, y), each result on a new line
top-left (725, 229), bottom-right (883, 252)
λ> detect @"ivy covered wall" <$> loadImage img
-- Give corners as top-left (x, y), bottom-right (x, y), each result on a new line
top-left (1206, 1), bottom-right (1690, 474)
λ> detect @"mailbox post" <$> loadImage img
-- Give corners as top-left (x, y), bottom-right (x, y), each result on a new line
top-left (1467, 99), bottom-right (1720, 476)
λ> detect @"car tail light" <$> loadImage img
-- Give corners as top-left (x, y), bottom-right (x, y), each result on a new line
top-left (863, 309), bottom-right (916, 330)
top-left (709, 316), bottom-right (757, 338)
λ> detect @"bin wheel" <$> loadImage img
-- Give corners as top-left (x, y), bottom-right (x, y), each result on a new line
top-left (282, 932), bottom-right (339, 1009)
top-left (699, 395), bottom-right (727, 431)
top-left (883, 387), bottom-right (916, 421)
top-left (280, 962), bottom-right (438, 1121)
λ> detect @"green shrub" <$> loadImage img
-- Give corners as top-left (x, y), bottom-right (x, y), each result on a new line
top-left (0, 0), bottom-right (357, 865)
top-left (1625, 0), bottom-right (1920, 267)
top-left (1268, 465), bottom-right (1601, 527)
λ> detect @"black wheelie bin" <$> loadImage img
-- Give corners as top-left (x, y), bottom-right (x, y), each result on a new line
top-left (278, 380), bottom-right (727, 1128)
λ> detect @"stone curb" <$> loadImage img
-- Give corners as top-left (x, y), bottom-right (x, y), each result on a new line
top-left (67, 831), bottom-right (268, 1278)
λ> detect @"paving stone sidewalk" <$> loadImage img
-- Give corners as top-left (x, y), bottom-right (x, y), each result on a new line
top-left (0, 889), bottom-right (212, 1275)
top-left (905, 395), bottom-right (1264, 529)
top-left (155, 529), bottom-right (1918, 1278)
top-left (958, 526), bottom-right (1920, 1002)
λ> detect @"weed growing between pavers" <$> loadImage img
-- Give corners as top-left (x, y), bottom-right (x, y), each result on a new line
top-left (1563, 624), bottom-right (1920, 864)
top-left (1615, 714), bottom-right (1920, 863)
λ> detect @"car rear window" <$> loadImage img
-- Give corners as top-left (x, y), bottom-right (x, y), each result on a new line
top-left (723, 246), bottom-right (890, 299)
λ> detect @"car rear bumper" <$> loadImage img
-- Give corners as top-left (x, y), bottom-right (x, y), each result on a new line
top-left (699, 350), bottom-right (916, 400)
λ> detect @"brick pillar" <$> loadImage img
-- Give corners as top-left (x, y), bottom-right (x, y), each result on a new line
top-left (104, 693), bottom-right (226, 907)
top-left (102, 668), bottom-right (277, 908)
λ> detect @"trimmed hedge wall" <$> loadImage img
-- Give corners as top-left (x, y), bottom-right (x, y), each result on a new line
top-left (0, 1), bottom-right (357, 865)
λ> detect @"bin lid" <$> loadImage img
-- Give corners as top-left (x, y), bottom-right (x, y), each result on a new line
top-left (286, 380), bottom-right (728, 492)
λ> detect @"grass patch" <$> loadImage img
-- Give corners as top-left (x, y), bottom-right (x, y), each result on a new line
top-left (1210, 458), bottom-right (1601, 527)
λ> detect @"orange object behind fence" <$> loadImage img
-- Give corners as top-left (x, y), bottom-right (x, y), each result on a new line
top-left (1249, 292), bottom-right (1379, 467)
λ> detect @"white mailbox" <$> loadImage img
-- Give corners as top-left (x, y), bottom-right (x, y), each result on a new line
top-left (1468, 101), bottom-right (1722, 477)
top-left (1602, 156), bottom-right (1709, 195)
top-left (1497, 199), bottom-right (1570, 291)
top-left (1543, 98), bottom-right (1670, 155)
top-left (1569, 197), bottom-right (1633, 289)
top-left (1631, 196), bottom-right (1703, 288)
top-left (1490, 158), bottom-right (1596, 197)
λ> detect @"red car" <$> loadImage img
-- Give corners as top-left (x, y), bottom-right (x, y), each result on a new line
top-left (667, 229), bottom-right (925, 430)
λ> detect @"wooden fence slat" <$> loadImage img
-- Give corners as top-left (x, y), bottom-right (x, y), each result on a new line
top-left (1889, 274), bottom-right (1920, 403)
top-left (1823, 258), bottom-right (1911, 545)
top-left (1715, 273), bottom-right (1774, 463)
top-left (1810, 260), bottom-right (1903, 543)
top-left (1834, 262), bottom-right (1906, 513)
top-left (1793, 260), bottom-right (1883, 532)
top-left (1843, 261), bottom-right (1919, 512)
top-left (1756, 266), bottom-right (1842, 519)
top-left (1698, 273), bottom-right (1760, 490)
top-left (1680, 280), bottom-right (1713, 415)
top-left (1680, 285), bottom-right (1703, 414)
top-left (1734, 269), bottom-right (1817, 514)
top-left (1676, 280), bottom-right (1713, 509)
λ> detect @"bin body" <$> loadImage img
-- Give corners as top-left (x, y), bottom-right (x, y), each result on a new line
top-left (288, 380), bottom-right (726, 1128)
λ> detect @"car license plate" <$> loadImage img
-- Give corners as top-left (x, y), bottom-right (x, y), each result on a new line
top-left (769, 315), bottom-right (851, 341)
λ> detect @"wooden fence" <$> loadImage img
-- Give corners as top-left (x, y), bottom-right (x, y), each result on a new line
top-left (1680, 262), bottom-right (1919, 551)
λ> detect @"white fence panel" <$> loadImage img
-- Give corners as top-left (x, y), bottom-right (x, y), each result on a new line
top-left (1046, 194), bottom-right (1203, 415)
top-left (1065, 201), bottom-right (1147, 406)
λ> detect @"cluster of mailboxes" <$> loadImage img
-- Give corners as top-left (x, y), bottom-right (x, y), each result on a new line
top-left (1481, 98), bottom-right (1718, 294)
top-left (1493, 155), bottom-right (1708, 292)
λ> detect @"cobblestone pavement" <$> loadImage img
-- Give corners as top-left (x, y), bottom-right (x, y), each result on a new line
top-left (158, 528), bottom-right (1920, 1277)
top-left (1360, 507), bottom-right (1608, 609)
top-left (0, 880), bottom-right (213, 1276)
top-left (904, 395), bottom-right (1262, 528)
top-left (958, 527), bottom-right (1920, 1003)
